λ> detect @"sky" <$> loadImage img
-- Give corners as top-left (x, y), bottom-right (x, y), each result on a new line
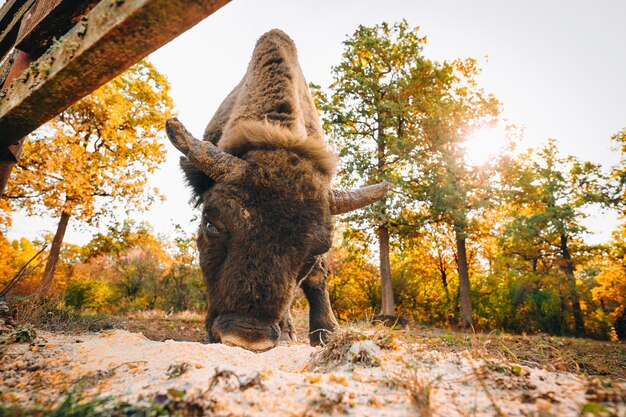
top-left (5, 0), bottom-right (626, 245)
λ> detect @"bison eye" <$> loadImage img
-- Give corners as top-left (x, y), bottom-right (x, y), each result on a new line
top-left (205, 221), bottom-right (221, 237)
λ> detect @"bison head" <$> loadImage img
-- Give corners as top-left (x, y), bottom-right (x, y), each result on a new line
top-left (166, 118), bottom-right (387, 351)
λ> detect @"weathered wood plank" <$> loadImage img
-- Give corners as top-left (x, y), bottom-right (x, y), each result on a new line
top-left (16, 0), bottom-right (100, 54)
top-left (0, 1), bottom-right (97, 92)
top-left (0, 48), bottom-right (18, 86)
top-left (0, 0), bottom-right (230, 147)
top-left (0, 0), bottom-right (25, 24)
top-left (0, 0), bottom-right (34, 61)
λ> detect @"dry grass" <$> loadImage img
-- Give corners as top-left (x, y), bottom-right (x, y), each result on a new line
top-left (404, 367), bottom-right (435, 417)
top-left (306, 329), bottom-right (362, 371)
top-left (398, 342), bottom-right (439, 416)
top-left (10, 297), bottom-right (47, 327)
top-left (207, 369), bottom-right (265, 392)
top-left (2, 316), bottom-right (625, 417)
top-left (126, 310), bottom-right (204, 322)
top-left (0, 385), bottom-right (209, 417)
top-left (407, 327), bottom-right (626, 380)
top-left (471, 363), bottom-right (509, 417)
top-left (7, 297), bottom-right (111, 333)
top-left (6, 297), bottom-right (624, 381)
top-left (166, 362), bottom-right (190, 379)
top-left (306, 325), bottom-right (398, 371)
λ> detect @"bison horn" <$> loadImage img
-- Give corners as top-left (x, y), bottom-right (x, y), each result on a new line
top-left (165, 118), bottom-right (247, 181)
top-left (328, 183), bottom-right (390, 215)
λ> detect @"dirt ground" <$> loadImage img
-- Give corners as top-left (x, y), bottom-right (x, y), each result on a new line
top-left (1, 311), bottom-right (625, 416)
top-left (107, 309), bottom-right (313, 344)
top-left (111, 310), bottom-right (626, 381)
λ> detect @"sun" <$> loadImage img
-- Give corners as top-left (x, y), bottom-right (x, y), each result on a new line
top-left (463, 124), bottom-right (507, 166)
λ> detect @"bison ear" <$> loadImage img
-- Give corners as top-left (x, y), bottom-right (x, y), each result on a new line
top-left (180, 156), bottom-right (214, 198)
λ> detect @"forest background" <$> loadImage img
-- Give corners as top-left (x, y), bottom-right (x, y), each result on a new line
top-left (1, 12), bottom-right (625, 341)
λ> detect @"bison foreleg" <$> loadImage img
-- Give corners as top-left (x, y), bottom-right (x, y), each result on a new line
top-left (301, 257), bottom-right (338, 346)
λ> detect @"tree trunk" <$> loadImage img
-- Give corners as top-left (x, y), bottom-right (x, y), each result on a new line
top-left (456, 233), bottom-right (473, 328)
top-left (559, 234), bottom-right (585, 336)
top-left (440, 269), bottom-right (448, 292)
top-left (600, 299), bottom-right (607, 314)
top-left (37, 210), bottom-right (71, 295)
top-left (378, 225), bottom-right (395, 317)
top-left (176, 274), bottom-right (186, 311)
top-left (559, 293), bottom-right (568, 335)
top-left (375, 111), bottom-right (396, 319)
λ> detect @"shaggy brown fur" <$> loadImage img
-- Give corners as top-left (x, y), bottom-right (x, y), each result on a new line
top-left (178, 30), bottom-right (344, 349)
top-left (196, 143), bottom-right (334, 346)
top-left (203, 29), bottom-right (324, 146)
top-left (220, 120), bottom-right (337, 179)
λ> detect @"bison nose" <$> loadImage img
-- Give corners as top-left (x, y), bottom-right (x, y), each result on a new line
top-left (213, 314), bottom-right (280, 352)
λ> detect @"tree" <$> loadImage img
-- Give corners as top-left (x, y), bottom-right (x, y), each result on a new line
top-left (0, 235), bottom-right (50, 296)
top-left (116, 243), bottom-right (172, 309)
top-left (6, 61), bottom-right (173, 295)
top-left (65, 220), bottom-right (196, 312)
top-left (413, 131), bottom-right (498, 328)
top-left (80, 220), bottom-right (162, 261)
top-left (593, 223), bottom-right (626, 327)
top-left (497, 140), bottom-right (604, 335)
top-left (393, 223), bottom-right (459, 325)
top-left (314, 21), bottom-right (429, 319)
top-left (327, 237), bottom-right (382, 321)
top-left (606, 128), bottom-right (626, 211)
top-left (162, 225), bottom-right (202, 312)
top-left (316, 21), bottom-right (499, 326)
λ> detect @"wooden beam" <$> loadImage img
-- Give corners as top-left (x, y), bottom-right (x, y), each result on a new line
top-left (16, 0), bottom-right (100, 54)
top-left (0, 0), bottom-right (230, 148)
top-left (0, 0), bottom-right (34, 61)
top-left (0, 0), bottom-right (26, 25)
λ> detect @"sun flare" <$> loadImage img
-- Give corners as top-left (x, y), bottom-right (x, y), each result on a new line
top-left (463, 124), bottom-right (507, 166)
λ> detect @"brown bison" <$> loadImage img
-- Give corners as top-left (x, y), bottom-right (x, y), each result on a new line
top-left (166, 29), bottom-right (387, 351)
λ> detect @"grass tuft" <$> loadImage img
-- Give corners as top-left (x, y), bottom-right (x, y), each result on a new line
top-left (166, 362), bottom-right (190, 379)
top-left (8, 297), bottom-right (112, 333)
top-left (307, 325), bottom-right (399, 372)
top-left (404, 368), bottom-right (434, 417)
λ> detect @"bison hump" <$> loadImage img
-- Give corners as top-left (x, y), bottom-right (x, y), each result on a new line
top-left (206, 29), bottom-right (324, 152)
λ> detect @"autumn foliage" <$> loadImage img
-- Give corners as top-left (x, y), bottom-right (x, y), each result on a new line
top-left (0, 221), bottom-right (203, 314)
top-left (1, 24), bottom-right (625, 342)
top-left (316, 21), bottom-right (626, 340)
top-left (3, 60), bottom-right (173, 294)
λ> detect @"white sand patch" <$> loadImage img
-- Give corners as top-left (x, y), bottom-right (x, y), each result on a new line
top-left (2, 329), bottom-right (624, 416)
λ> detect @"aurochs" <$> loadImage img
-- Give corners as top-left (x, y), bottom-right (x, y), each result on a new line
top-left (166, 29), bottom-right (387, 351)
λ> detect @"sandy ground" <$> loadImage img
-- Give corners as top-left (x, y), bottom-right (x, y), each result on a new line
top-left (1, 328), bottom-right (625, 416)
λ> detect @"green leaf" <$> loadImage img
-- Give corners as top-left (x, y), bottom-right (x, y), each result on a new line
top-left (581, 402), bottom-right (611, 414)
top-left (167, 388), bottom-right (185, 399)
